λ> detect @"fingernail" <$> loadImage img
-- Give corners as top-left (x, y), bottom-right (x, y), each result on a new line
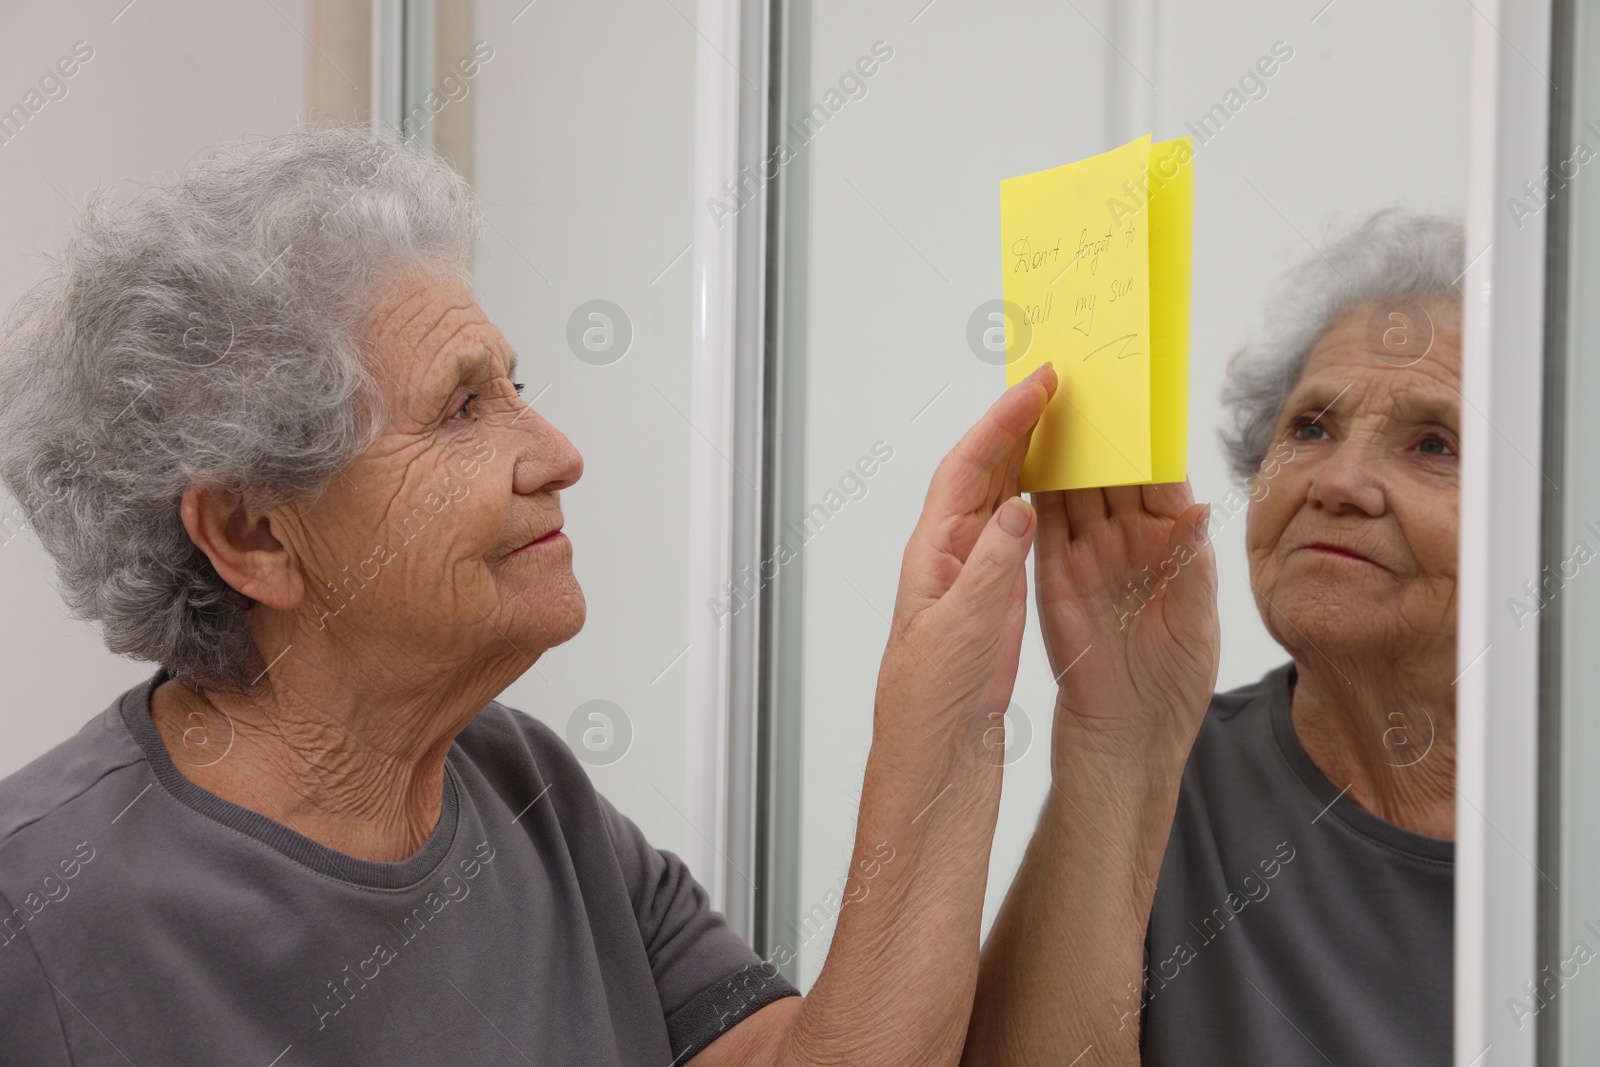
top-left (999, 497), bottom-right (1030, 536)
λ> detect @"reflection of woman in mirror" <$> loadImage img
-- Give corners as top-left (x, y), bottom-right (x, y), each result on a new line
top-left (965, 212), bottom-right (1461, 1066)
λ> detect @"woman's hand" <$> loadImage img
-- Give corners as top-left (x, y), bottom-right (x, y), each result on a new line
top-left (1033, 480), bottom-right (1221, 764)
top-left (964, 486), bottom-right (1220, 1067)
top-left (871, 363), bottom-right (1057, 764)
top-left (760, 362), bottom-right (1055, 1067)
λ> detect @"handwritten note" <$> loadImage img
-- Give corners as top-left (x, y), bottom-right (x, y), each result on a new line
top-left (1000, 134), bottom-right (1194, 491)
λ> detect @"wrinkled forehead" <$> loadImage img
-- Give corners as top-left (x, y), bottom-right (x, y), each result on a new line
top-left (1288, 299), bottom-right (1463, 425)
top-left (364, 271), bottom-right (517, 396)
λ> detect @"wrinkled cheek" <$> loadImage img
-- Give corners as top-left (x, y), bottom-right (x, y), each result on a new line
top-left (448, 433), bottom-right (503, 482)
top-left (1241, 536), bottom-right (1279, 605)
top-left (1407, 577), bottom-right (1459, 636)
top-left (1260, 577), bottom-right (1337, 641)
top-left (1246, 459), bottom-right (1311, 533)
top-left (1243, 493), bottom-right (1290, 552)
top-left (456, 447), bottom-right (513, 527)
top-left (1416, 533), bottom-right (1460, 583)
top-left (432, 555), bottom-right (506, 631)
top-left (411, 458), bottom-right (510, 560)
top-left (1249, 565), bottom-right (1279, 620)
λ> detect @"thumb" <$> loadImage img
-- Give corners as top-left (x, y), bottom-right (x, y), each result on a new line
top-left (945, 496), bottom-right (1036, 617)
top-left (1159, 502), bottom-right (1218, 629)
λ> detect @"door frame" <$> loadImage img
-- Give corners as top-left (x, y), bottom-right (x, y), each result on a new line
top-left (1457, 0), bottom-right (1555, 1063)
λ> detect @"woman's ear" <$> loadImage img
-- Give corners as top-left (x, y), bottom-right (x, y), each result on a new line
top-left (178, 485), bottom-right (303, 612)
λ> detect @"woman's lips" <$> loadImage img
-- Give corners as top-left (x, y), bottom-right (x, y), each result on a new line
top-left (1299, 542), bottom-right (1384, 569)
top-left (506, 528), bottom-right (565, 558)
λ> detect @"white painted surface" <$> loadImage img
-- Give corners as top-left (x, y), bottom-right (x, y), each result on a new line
top-left (468, 0), bottom-right (702, 856)
top-left (0, 0), bottom-right (309, 776)
top-left (0, 0), bottom-right (708, 865)
top-left (1455, 1), bottom-right (1552, 1063)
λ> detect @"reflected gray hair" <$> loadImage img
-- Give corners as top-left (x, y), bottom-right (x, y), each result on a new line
top-left (0, 124), bottom-right (479, 689)
top-left (1219, 209), bottom-right (1465, 483)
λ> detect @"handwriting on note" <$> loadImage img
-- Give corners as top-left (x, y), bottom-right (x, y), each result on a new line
top-left (999, 134), bottom-right (1194, 490)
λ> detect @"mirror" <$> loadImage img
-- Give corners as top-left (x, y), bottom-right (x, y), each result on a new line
top-left (414, 0), bottom-right (709, 860)
top-left (1544, 0), bottom-right (1600, 1059)
top-left (770, 0), bottom-right (1469, 1059)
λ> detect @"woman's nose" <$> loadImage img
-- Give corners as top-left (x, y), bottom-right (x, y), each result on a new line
top-left (1304, 438), bottom-right (1385, 516)
top-left (512, 412), bottom-right (583, 496)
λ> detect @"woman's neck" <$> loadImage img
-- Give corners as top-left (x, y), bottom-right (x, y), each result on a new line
top-left (148, 644), bottom-right (514, 862)
top-left (1289, 651), bottom-right (1457, 841)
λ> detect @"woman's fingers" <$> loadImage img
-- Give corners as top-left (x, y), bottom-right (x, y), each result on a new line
top-left (1102, 485), bottom-right (1143, 520)
top-left (919, 364), bottom-right (1056, 524)
top-left (1062, 487), bottom-right (1108, 534)
top-left (1030, 490), bottom-right (1070, 567)
top-left (1157, 501), bottom-right (1219, 640)
top-left (1140, 478), bottom-right (1196, 520)
top-left (1037, 481), bottom-right (1205, 556)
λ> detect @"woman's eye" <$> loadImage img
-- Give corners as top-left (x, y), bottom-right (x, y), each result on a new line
top-left (452, 393), bottom-right (480, 421)
top-left (1417, 436), bottom-right (1454, 455)
top-left (1292, 421), bottom-right (1327, 441)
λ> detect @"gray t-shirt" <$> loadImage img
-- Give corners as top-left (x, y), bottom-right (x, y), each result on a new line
top-left (1138, 662), bottom-right (1453, 1065)
top-left (0, 669), bottom-right (797, 1066)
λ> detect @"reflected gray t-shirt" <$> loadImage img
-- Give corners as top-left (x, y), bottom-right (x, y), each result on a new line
top-left (0, 669), bottom-right (797, 1066)
top-left (1138, 663), bottom-right (1453, 1066)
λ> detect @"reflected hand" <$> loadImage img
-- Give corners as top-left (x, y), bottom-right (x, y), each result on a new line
top-left (1033, 480), bottom-right (1220, 764)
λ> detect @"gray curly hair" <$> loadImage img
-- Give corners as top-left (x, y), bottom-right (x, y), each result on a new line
top-left (0, 123), bottom-right (479, 689)
top-left (1220, 209), bottom-right (1465, 483)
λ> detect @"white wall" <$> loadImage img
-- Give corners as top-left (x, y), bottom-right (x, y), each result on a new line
top-left (790, 0), bottom-right (1470, 986)
top-left (468, 0), bottom-right (701, 856)
top-left (0, 0), bottom-right (308, 776)
top-left (0, 0), bottom-right (702, 860)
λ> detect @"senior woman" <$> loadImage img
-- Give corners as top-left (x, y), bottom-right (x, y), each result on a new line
top-left (0, 126), bottom-right (1214, 1065)
top-left (964, 210), bottom-right (1461, 1065)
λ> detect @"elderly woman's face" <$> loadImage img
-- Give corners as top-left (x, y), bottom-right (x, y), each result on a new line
top-left (272, 270), bottom-right (585, 678)
top-left (1245, 300), bottom-right (1460, 660)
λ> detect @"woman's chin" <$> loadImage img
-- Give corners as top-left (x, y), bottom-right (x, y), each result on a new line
top-left (504, 576), bottom-right (587, 649)
top-left (1264, 582), bottom-right (1403, 657)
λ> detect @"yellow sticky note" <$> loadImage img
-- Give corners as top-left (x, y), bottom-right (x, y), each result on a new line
top-left (1147, 137), bottom-right (1194, 484)
top-left (1000, 134), bottom-right (1194, 491)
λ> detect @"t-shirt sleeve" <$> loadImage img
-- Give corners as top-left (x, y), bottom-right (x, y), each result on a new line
top-left (0, 890), bottom-right (73, 1066)
top-left (597, 795), bottom-right (799, 1060)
